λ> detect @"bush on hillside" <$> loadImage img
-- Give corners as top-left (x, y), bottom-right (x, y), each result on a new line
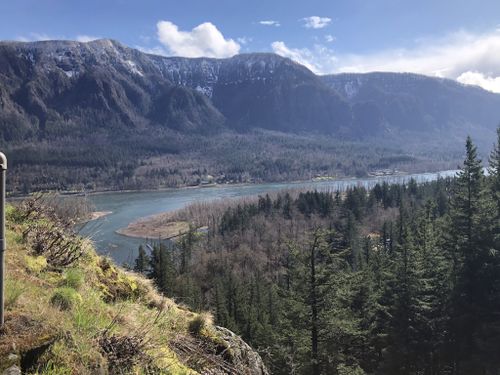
top-left (50, 287), bottom-right (82, 310)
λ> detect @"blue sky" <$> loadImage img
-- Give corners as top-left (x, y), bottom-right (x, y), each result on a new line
top-left (2, 0), bottom-right (500, 91)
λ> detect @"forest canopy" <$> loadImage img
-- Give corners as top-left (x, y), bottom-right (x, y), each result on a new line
top-left (134, 131), bottom-right (500, 375)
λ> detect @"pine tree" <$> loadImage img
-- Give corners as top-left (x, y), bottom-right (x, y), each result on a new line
top-left (282, 229), bottom-right (353, 374)
top-left (445, 136), bottom-right (491, 373)
top-left (134, 245), bottom-right (150, 273)
top-left (488, 126), bottom-right (500, 258)
top-left (479, 126), bottom-right (500, 372)
top-left (214, 278), bottom-right (231, 328)
top-left (279, 230), bottom-right (326, 374)
top-left (379, 203), bottom-right (421, 375)
top-left (413, 201), bottom-right (450, 374)
top-left (148, 242), bottom-right (176, 294)
top-left (179, 225), bottom-right (197, 274)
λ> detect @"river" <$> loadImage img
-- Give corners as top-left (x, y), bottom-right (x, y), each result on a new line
top-left (80, 170), bottom-right (458, 265)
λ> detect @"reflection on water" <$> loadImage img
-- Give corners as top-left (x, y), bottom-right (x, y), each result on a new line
top-left (80, 170), bottom-right (458, 265)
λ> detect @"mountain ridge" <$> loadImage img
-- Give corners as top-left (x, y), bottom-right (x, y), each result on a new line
top-left (1, 38), bottom-right (500, 192)
top-left (2, 38), bottom-right (500, 141)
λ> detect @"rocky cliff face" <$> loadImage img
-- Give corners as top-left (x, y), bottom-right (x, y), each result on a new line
top-left (3, 38), bottom-right (499, 145)
top-left (0, 39), bottom-right (351, 141)
top-left (214, 326), bottom-right (270, 375)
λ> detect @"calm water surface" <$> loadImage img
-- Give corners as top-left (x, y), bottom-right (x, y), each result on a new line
top-left (81, 170), bottom-right (457, 265)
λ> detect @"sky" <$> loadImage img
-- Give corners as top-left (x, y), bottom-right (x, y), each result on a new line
top-left (1, 0), bottom-right (500, 91)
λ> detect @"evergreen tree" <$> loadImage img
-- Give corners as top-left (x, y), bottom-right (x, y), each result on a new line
top-left (488, 126), bottom-right (500, 251)
top-left (413, 201), bottom-right (450, 374)
top-left (134, 245), bottom-right (150, 273)
top-left (479, 126), bottom-right (500, 373)
top-left (445, 136), bottom-right (491, 373)
top-left (378, 203), bottom-right (421, 375)
top-left (148, 242), bottom-right (176, 294)
top-left (179, 225), bottom-right (197, 274)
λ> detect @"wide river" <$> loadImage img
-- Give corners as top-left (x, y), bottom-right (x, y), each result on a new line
top-left (81, 170), bottom-right (457, 265)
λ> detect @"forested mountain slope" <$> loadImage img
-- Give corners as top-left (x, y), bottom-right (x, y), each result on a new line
top-left (2, 39), bottom-right (500, 141)
top-left (322, 72), bottom-right (500, 145)
top-left (1, 39), bottom-right (500, 192)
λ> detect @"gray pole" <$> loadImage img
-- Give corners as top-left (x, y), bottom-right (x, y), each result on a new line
top-left (0, 152), bottom-right (6, 328)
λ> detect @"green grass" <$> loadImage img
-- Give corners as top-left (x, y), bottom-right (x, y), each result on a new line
top-left (50, 287), bottom-right (82, 311)
top-left (72, 292), bottom-right (111, 334)
top-left (31, 360), bottom-right (73, 375)
top-left (61, 268), bottom-right (84, 290)
top-left (1, 203), bottom-right (230, 374)
top-left (5, 278), bottom-right (25, 309)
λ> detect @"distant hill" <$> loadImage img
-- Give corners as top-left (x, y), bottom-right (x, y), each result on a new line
top-left (2, 39), bottom-right (499, 143)
top-left (321, 72), bottom-right (500, 145)
top-left (1, 39), bottom-right (499, 192)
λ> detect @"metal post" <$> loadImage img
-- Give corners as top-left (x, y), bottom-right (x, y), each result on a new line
top-left (0, 152), bottom-right (6, 328)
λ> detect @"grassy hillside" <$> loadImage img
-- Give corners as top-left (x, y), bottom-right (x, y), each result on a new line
top-left (0, 200), bottom-right (268, 374)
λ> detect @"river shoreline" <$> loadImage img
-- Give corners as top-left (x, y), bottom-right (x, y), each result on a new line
top-left (8, 168), bottom-right (446, 201)
top-left (113, 169), bottom-right (459, 240)
top-left (77, 168), bottom-right (458, 264)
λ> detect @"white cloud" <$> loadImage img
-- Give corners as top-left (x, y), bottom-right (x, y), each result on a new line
top-left (271, 41), bottom-right (317, 71)
top-left (302, 16), bottom-right (331, 29)
top-left (272, 29), bottom-right (500, 93)
top-left (16, 32), bottom-right (60, 42)
top-left (76, 35), bottom-right (100, 43)
top-left (325, 34), bottom-right (336, 43)
top-left (237, 36), bottom-right (253, 45)
top-left (259, 20), bottom-right (280, 27)
top-left (457, 71), bottom-right (500, 93)
top-left (16, 33), bottom-right (100, 43)
top-left (136, 45), bottom-right (169, 56)
top-left (271, 41), bottom-right (337, 74)
top-left (156, 20), bottom-right (240, 58)
top-left (336, 30), bottom-right (499, 75)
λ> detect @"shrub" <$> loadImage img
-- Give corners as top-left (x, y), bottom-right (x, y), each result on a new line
top-left (62, 268), bottom-right (84, 290)
top-left (188, 313), bottom-right (210, 336)
top-left (50, 287), bottom-right (82, 311)
top-left (99, 332), bottom-right (146, 372)
top-left (25, 255), bottom-right (48, 273)
top-left (5, 279), bottom-right (25, 309)
top-left (21, 196), bottom-right (87, 269)
top-left (27, 221), bottom-right (85, 269)
top-left (5, 204), bottom-right (23, 224)
top-left (35, 361), bottom-right (73, 375)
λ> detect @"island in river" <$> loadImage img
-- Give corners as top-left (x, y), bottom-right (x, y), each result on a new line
top-left (116, 214), bottom-right (191, 239)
